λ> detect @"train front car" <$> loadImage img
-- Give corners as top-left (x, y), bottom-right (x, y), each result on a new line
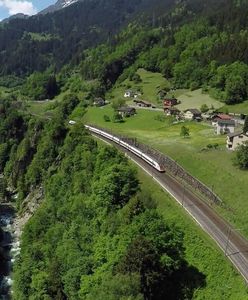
top-left (154, 161), bottom-right (165, 173)
top-left (85, 125), bottom-right (165, 173)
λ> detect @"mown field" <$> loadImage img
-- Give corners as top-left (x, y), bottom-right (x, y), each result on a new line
top-left (221, 101), bottom-right (248, 114)
top-left (175, 89), bottom-right (223, 111)
top-left (25, 90), bottom-right (71, 117)
top-left (107, 69), bottom-right (223, 110)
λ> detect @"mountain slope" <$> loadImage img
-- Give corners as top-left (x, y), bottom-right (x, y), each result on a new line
top-left (39, 0), bottom-right (81, 15)
top-left (0, 0), bottom-right (175, 76)
top-left (1, 13), bottom-right (29, 24)
top-left (0, 0), bottom-right (248, 78)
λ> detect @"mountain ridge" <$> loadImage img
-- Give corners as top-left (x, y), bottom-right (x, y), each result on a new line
top-left (1, 13), bottom-right (29, 24)
top-left (39, 0), bottom-right (81, 15)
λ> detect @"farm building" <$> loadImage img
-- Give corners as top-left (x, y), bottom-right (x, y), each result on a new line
top-left (133, 99), bottom-right (154, 108)
top-left (184, 109), bottom-right (202, 120)
top-left (164, 98), bottom-right (178, 107)
top-left (124, 90), bottom-right (134, 98)
top-left (93, 97), bottom-right (105, 107)
top-left (117, 106), bottom-right (136, 117)
top-left (215, 119), bottom-right (235, 135)
top-left (226, 132), bottom-right (248, 150)
top-left (211, 113), bottom-right (232, 125)
top-left (164, 107), bottom-right (180, 116)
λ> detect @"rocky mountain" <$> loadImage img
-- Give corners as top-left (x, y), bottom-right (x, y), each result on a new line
top-left (39, 0), bottom-right (81, 14)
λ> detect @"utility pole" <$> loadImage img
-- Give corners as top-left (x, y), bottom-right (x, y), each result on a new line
top-left (225, 227), bottom-right (232, 256)
top-left (182, 184), bottom-right (185, 208)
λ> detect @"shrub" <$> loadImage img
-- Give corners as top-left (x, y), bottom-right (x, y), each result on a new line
top-left (103, 115), bottom-right (110, 122)
top-left (200, 104), bottom-right (209, 113)
top-left (180, 126), bottom-right (190, 138)
top-left (113, 113), bottom-right (124, 123)
top-left (234, 141), bottom-right (248, 169)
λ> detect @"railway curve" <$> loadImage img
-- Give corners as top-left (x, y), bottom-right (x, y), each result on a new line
top-left (86, 124), bottom-right (248, 284)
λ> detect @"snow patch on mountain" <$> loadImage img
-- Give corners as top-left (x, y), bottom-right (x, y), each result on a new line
top-left (39, 0), bottom-right (81, 15)
top-left (62, 0), bottom-right (79, 8)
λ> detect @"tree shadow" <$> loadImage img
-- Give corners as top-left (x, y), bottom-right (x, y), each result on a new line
top-left (154, 260), bottom-right (206, 300)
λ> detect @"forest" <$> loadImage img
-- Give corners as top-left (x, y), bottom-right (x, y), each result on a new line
top-left (0, 95), bottom-right (206, 299)
top-left (1, 0), bottom-right (248, 104)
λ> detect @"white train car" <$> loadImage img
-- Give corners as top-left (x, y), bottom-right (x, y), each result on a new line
top-left (85, 125), bottom-right (165, 172)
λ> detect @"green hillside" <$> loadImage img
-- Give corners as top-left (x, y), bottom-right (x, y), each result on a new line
top-left (1, 0), bottom-right (248, 299)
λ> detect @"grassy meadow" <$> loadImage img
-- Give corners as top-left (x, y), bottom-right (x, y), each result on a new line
top-left (25, 90), bottom-right (72, 118)
top-left (107, 69), bottom-right (223, 111)
top-left (107, 68), bottom-right (168, 105)
top-left (174, 89), bottom-right (223, 111)
top-left (221, 100), bottom-right (248, 114)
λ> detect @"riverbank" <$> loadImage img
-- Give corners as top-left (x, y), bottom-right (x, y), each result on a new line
top-left (0, 205), bottom-right (16, 299)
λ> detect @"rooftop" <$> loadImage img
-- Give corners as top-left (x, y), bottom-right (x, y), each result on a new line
top-left (217, 119), bottom-right (235, 126)
top-left (227, 132), bottom-right (248, 138)
top-left (212, 113), bottom-right (232, 120)
top-left (117, 106), bottom-right (136, 112)
top-left (184, 108), bottom-right (201, 115)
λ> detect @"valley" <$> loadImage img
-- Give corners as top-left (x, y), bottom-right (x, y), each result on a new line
top-left (1, 0), bottom-right (248, 299)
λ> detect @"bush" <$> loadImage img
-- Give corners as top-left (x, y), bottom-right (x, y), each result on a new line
top-left (234, 141), bottom-right (248, 169)
top-left (180, 126), bottom-right (190, 138)
top-left (130, 73), bottom-right (142, 84)
top-left (200, 104), bottom-right (209, 113)
top-left (112, 98), bottom-right (125, 110)
top-left (190, 81), bottom-right (199, 91)
top-left (206, 143), bottom-right (218, 150)
top-left (113, 113), bottom-right (124, 123)
top-left (103, 115), bottom-right (110, 122)
top-left (202, 84), bottom-right (209, 93)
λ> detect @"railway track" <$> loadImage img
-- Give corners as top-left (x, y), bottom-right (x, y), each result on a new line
top-left (90, 130), bottom-right (248, 284)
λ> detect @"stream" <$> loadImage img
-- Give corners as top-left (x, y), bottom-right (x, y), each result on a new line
top-left (0, 205), bottom-right (20, 299)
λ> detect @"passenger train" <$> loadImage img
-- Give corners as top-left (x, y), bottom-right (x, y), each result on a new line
top-left (85, 125), bottom-right (165, 172)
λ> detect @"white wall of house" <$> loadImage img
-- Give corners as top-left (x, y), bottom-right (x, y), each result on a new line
top-left (124, 91), bottom-right (133, 98)
top-left (216, 124), bottom-right (235, 135)
top-left (227, 134), bottom-right (248, 150)
top-left (184, 111), bottom-right (194, 120)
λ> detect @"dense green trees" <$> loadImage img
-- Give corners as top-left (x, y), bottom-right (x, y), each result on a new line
top-left (234, 141), bottom-right (248, 169)
top-left (0, 0), bottom-right (173, 76)
top-left (210, 62), bottom-right (248, 103)
top-left (243, 116), bottom-right (248, 133)
top-left (6, 116), bottom-right (204, 299)
top-left (1, 0), bottom-right (248, 104)
top-left (76, 3), bottom-right (248, 104)
top-left (21, 72), bottom-right (59, 100)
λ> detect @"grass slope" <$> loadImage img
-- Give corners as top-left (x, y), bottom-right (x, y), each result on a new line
top-left (174, 89), bottom-right (223, 111)
top-left (221, 101), bottom-right (248, 114)
top-left (108, 69), bottom-right (223, 111)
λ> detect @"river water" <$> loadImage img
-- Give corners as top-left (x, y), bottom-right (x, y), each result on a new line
top-left (0, 205), bottom-right (19, 299)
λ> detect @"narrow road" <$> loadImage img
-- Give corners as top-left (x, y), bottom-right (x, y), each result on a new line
top-left (92, 132), bottom-right (248, 284)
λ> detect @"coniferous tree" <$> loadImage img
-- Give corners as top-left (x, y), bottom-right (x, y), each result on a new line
top-left (243, 116), bottom-right (248, 133)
